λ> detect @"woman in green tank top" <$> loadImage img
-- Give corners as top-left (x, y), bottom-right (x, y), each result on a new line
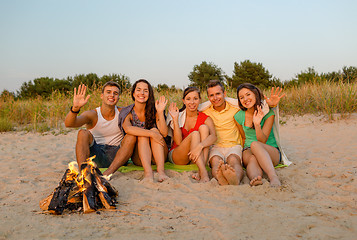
top-left (234, 83), bottom-right (281, 187)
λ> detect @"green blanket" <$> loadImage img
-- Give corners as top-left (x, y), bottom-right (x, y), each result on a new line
top-left (99, 162), bottom-right (287, 173)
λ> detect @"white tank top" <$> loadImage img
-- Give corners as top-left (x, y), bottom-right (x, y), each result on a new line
top-left (89, 107), bottom-right (123, 146)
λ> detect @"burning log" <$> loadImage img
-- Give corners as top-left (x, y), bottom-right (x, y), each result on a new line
top-left (47, 169), bottom-right (78, 214)
top-left (40, 156), bottom-right (118, 214)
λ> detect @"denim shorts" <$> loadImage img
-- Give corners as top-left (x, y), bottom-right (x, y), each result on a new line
top-left (89, 140), bottom-right (121, 168)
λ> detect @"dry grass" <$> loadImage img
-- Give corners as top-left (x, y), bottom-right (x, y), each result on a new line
top-left (278, 81), bottom-right (357, 119)
top-left (0, 81), bottom-right (356, 132)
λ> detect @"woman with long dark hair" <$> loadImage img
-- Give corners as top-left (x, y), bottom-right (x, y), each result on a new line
top-left (234, 83), bottom-right (281, 187)
top-left (167, 86), bottom-right (216, 183)
top-left (120, 79), bottom-right (169, 182)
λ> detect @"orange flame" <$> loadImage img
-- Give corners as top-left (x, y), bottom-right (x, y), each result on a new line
top-left (75, 156), bottom-right (97, 192)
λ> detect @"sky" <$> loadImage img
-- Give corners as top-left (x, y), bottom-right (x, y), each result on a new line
top-left (1, 0), bottom-right (356, 93)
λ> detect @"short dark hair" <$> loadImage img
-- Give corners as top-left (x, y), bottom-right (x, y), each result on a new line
top-left (207, 80), bottom-right (225, 93)
top-left (102, 81), bottom-right (121, 94)
top-left (236, 83), bottom-right (263, 111)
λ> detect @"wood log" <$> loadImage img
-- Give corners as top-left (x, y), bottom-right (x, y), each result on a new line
top-left (81, 163), bottom-right (97, 213)
top-left (41, 159), bottom-right (118, 214)
top-left (93, 174), bottom-right (116, 209)
top-left (93, 167), bottom-right (118, 198)
top-left (47, 169), bottom-right (77, 214)
top-left (39, 192), bottom-right (53, 211)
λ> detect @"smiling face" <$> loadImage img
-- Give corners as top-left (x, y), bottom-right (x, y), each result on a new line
top-left (132, 81), bottom-right (149, 104)
top-left (101, 85), bottom-right (120, 106)
top-left (183, 90), bottom-right (200, 112)
top-left (238, 88), bottom-right (257, 109)
top-left (207, 85), bottom-right (226, 111)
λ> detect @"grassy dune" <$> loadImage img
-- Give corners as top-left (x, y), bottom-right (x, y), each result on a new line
top-left (0, 81), bottom-right (356, 132)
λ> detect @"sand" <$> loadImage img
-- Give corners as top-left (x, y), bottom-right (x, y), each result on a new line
top-left (0, 114), bottom-right (356, 240)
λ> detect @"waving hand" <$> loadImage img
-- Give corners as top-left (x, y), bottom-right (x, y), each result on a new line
top-left (264, 87), bottom-right (285, 107)
top-left (73, 84), bottom-right (91, 109)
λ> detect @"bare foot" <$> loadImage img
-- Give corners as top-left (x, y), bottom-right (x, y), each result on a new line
top-left (269, 175), bottom-right (281, 187)
top-left (199, 175), bottom-right (210, 183)
top-left (216, 161), bottom-right (228, 185)
top-left (221, 164), bottom-right (239, 185)
top-left (158, 172), bottom-right (169, 182)
top-left (142, 171), bottom-right (154, 183)
top-left (250, 176), bottom-right (263, 186)
top-left (191, 172), bottom-right (200, 181)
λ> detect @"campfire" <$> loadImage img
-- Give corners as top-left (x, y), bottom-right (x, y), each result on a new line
top-left (40, 156), bottom-right (118, 214)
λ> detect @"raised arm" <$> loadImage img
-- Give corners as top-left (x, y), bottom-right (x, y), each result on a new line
top-left (253, 106), bottom-right (274, 143)
top-left (264, 87), bottom-right (285, 108)
top-left (65, 84), bottom-right (93, 128)
top-left (155, 96), bottom-right (168, 137)
top-left (168, 102), bottom-right (183, 145)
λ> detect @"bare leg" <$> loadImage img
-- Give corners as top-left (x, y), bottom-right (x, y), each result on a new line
top-left (75, 129), bottom-right (93, 167)
top-left (171, 132), bottom-right (196, 165)
top-left (190, 131), bottom-right (209, 183)
top-left (210, 156), bottom-right (228, 185)
top-left (217, 161), bottom-right (229, 185)
top-left (198, 124), bottom-right (210, 165)
top-left (196, 156), bottom-right (209, 183)
top-left (136, 136), bottom-right (154, 182)
top-left (149, 128), bottom-right (169, 182)
top-left (250, 141), bottom-right (281, 187)
top-left (171, 131), bottom-right (209, 182)
top-left (243, 149), bottom-right (263, 186)
top-left (103, 134), bottom-right (137, 175)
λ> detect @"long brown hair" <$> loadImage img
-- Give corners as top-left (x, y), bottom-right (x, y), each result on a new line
top-left (131, 79), bottom-right (156, 129)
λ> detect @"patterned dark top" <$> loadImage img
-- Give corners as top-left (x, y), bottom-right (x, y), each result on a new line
top-left (131, 109), bottom-right (145, 129)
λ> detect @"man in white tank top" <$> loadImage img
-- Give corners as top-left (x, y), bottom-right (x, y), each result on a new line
top-left (65, 81), bottom-right (136, 178)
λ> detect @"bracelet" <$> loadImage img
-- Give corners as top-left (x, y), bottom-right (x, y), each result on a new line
top-left (70, 106), bottom-right (80, 114)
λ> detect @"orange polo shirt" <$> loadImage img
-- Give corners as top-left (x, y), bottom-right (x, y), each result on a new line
top-left (203, 102), bottom-right (241, 148)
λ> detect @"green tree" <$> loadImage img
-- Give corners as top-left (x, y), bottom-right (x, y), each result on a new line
top-left (295, 67), bottom-right (320, 84)
top-left (18, 77), bottom-right (54, 98)
top-left (72, 73), bottom-right (100, 88)
top-left (342, 66), bottom-right (357, 82)
top-left (156, 83), bottom-right (169, 92)
top-left (188, 61), bottom-right (225, 89)
top-left (229, 60), bottom-right (273, 89)
top-left (100, 74), bottom-right (131, 91)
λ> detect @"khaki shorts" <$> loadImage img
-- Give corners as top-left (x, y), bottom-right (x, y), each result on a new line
top-left (209, 145), bottom-right (243, 163)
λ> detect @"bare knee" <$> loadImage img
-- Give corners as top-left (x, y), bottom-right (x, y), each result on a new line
top-left (250, 141), bottom-right (263, 150)
top-left (122, 134), bottom-right (137, 146)
top-left (77, 129), bottom-right (92, 145)
top-left (138, 136), bottom-right (150, 144)
top-left (198, 124), bottom-right (209, 136)
top-left (210, 155), bottom-right (222, 169)
top-left (227, 154), bottom-right (241, 166)
top-left (190, 130), bottom-right (200, 140)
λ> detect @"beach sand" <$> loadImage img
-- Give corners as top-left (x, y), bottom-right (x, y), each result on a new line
top-left (0, 114), bottom-right (356, 240)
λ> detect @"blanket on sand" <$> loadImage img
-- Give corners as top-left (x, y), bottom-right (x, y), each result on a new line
top-left (100, 162), bottom-right (287, 173)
